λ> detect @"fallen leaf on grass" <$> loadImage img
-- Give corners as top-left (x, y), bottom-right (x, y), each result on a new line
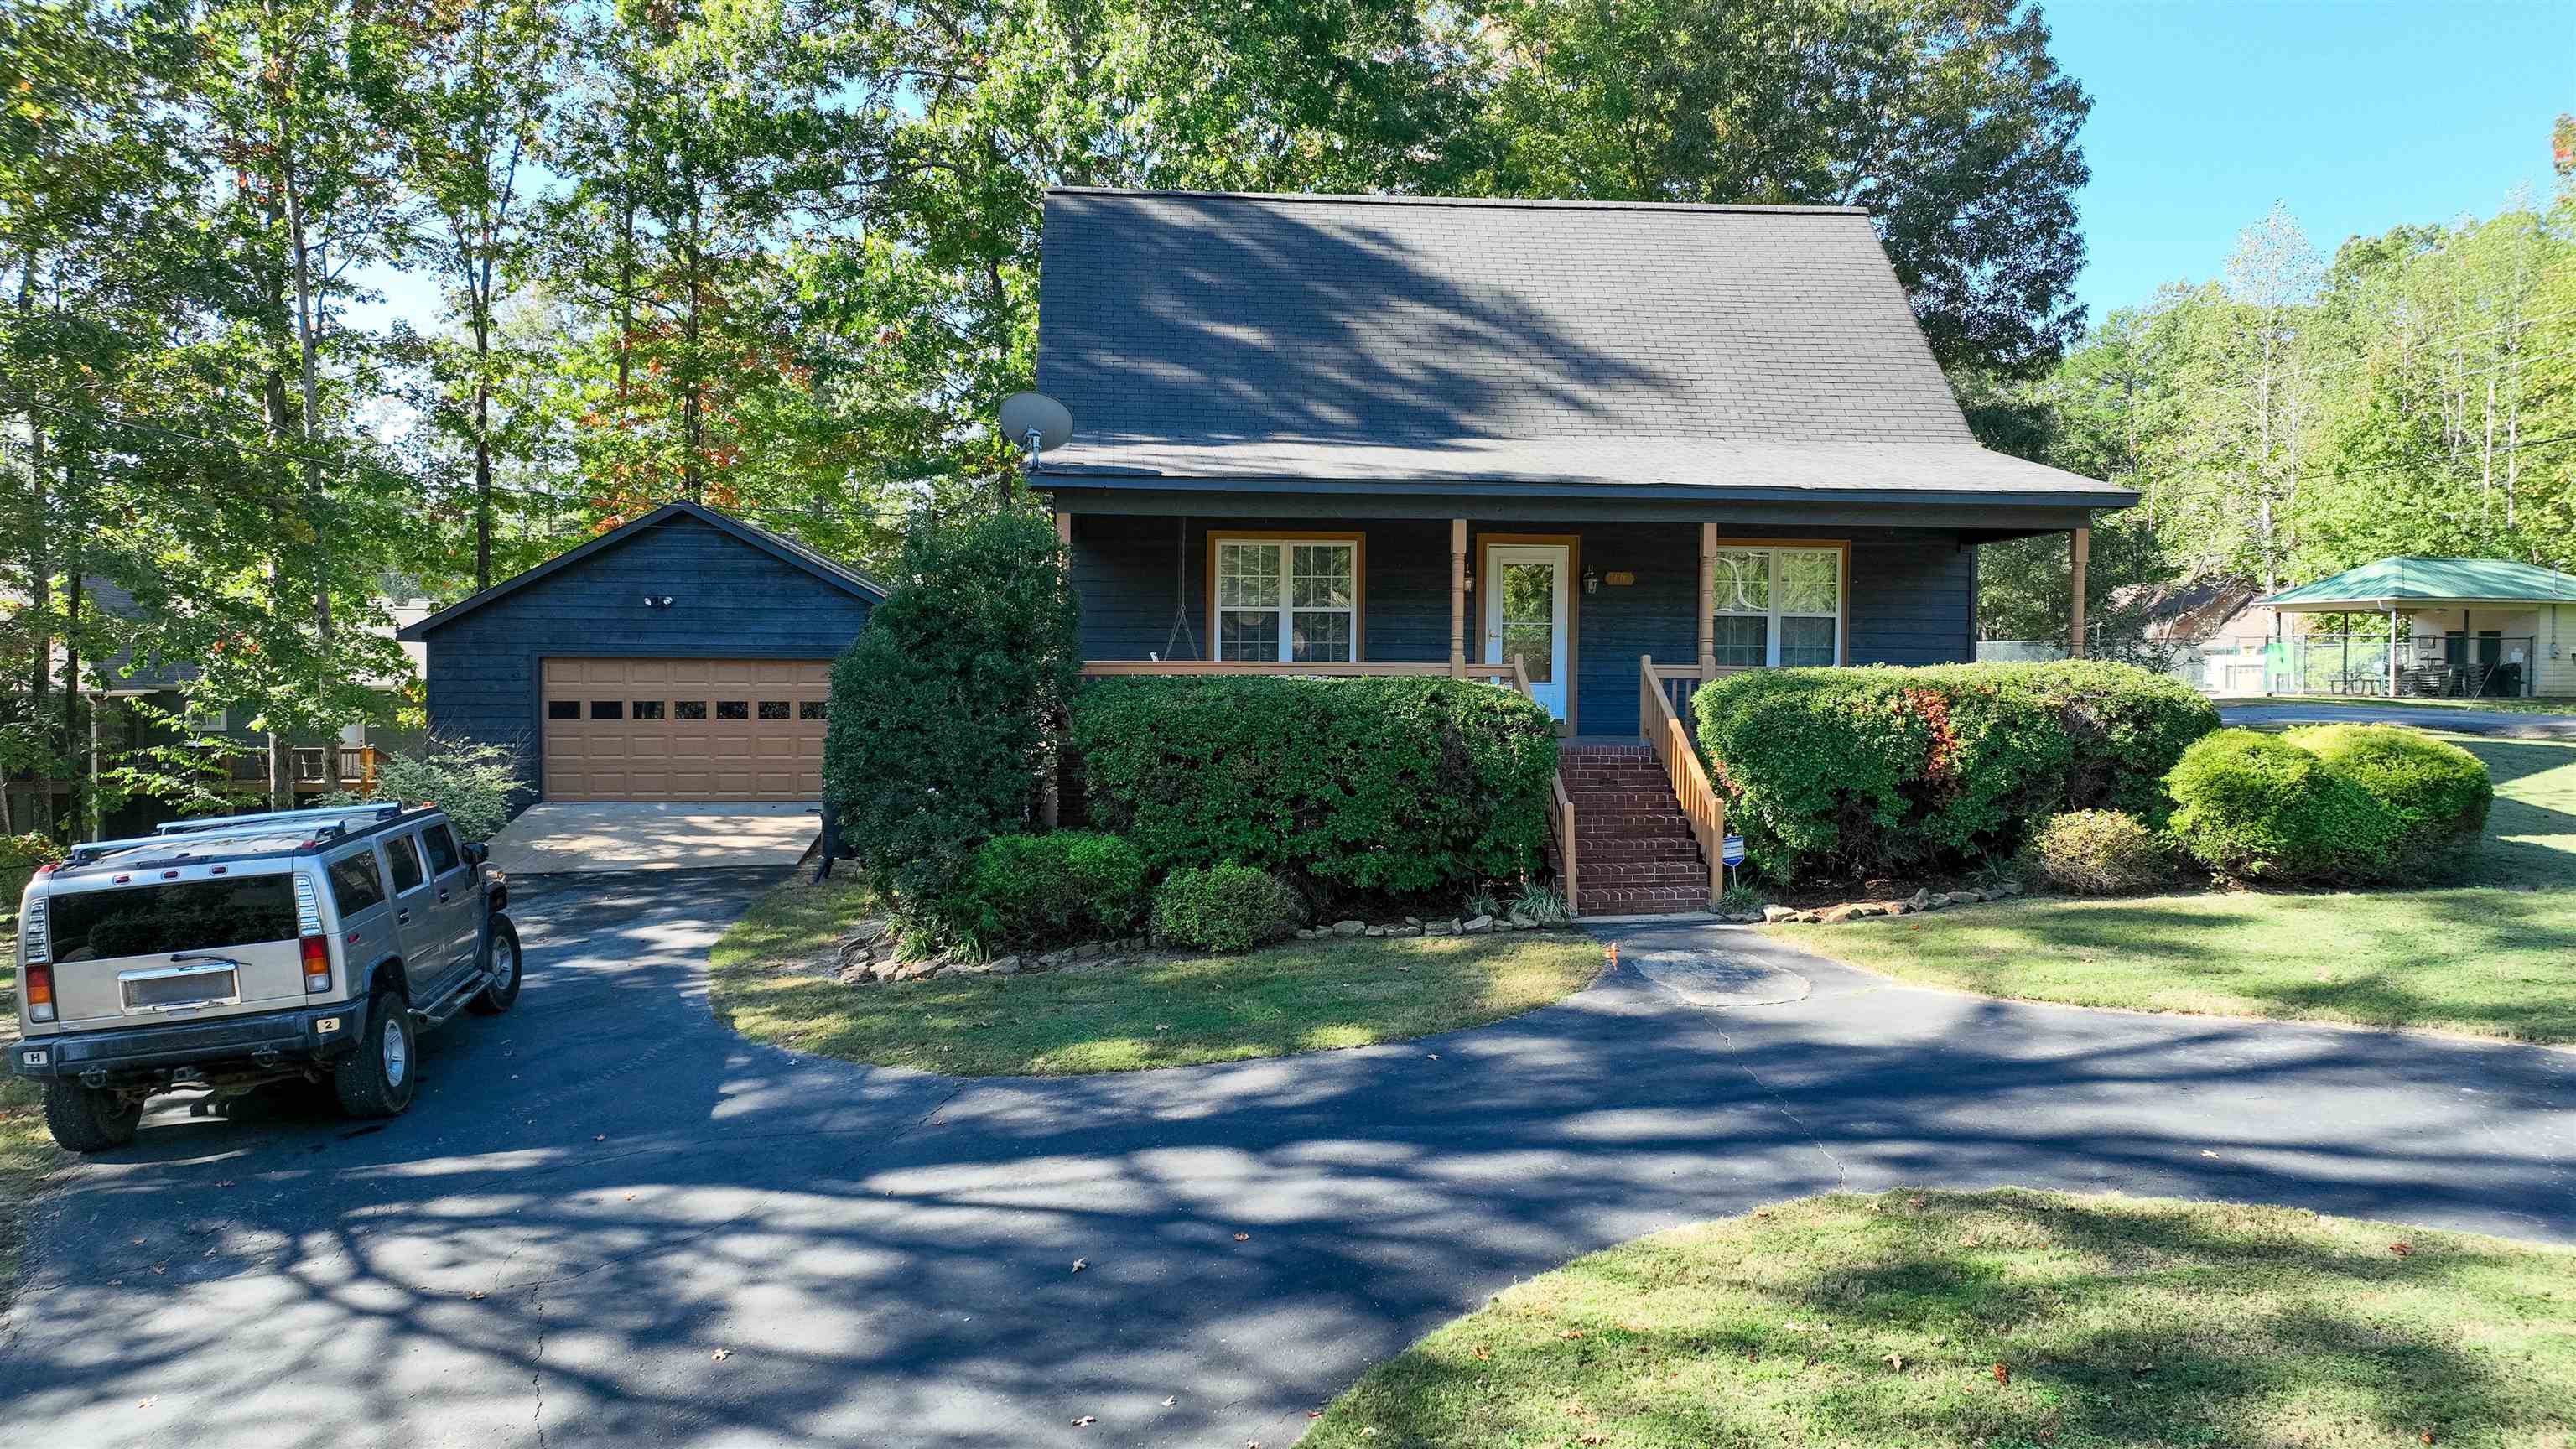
top-left (1992, 1362), bottom-right (2009, 1386)
top-left (1472, 1344), bottom-right (1491, 1361)
top-left (2390, 1242), bottom-right (2414, 1257)
top-left (1557, 1330), bottom-right (1584, 1340)
top-left (1883, 1353), bottom-right (1906, 1372)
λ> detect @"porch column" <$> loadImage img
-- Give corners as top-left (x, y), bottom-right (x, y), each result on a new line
top-left (2069, 522), bottom-right (2090, 660)
top-left (1449, 517), bottom-right (1468, 678)
top-left (1044, 510), bottom-right (1073, 828)
top-left (1696, 522), bottom-right (1717, 678)
top-left (2387, 606), bottom-right (2400, 699)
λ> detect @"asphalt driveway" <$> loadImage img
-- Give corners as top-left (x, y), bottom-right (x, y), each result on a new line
top-left (3, 876), bottom-right (2570, 1448)
top-left (2220, 699), bottom-right (2576, 737)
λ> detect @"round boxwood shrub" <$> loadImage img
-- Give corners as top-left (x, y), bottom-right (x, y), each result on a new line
top-left (2164, 729), bottom-right (2399, 881)
top-left (2283, 724), bottom-right (2491, 874)
top-left (950, 831), bottom-right (1147, 950)
top-left (1690, 660), bottom-right (2220, 884)
top-left (1150, 864), bottom-right (1308, 953)
top-left (2021, 809), bottom-right (2174, 896)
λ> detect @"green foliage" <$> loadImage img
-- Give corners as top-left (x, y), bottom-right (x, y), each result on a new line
top-left (1, 833), bottom-right (65, 910)
top-left (1072, 676), bottom-right (1558, 899)
top-left (2164, 730), bottom-right (2400, 882)
top-left (1149, 865), bottom-right (1308, 953)
top-left (1509, 880), bottom-right (1570, 926)
top-left (2283, 724), bottom-right (2494, 873)
top-left (1691, 661), bottom-right (2220, 884)
top-left (823, 515), bottom-right (1079, 914)
top-left (2020, 810), bottom-right (2175, 896)
top-left (321, 736), bottom-right (524, 843)
top-left (950, 832), bottom-right (1148, 950)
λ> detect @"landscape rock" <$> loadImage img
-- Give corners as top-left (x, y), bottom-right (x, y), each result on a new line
top-left (836, 963), bottom-right (875, 985)
top-left (1364, 925), bottom-right (1389, 937)
top-left (1816, 902), bottom-right (1883, 925)
top-left (1332, 919), bottom-right (1367, 937)
top-left (986, 955), bottom-right (1022, 975)
top-left (1761, 904), bottom-right (1803, 923)
top-left (1905, 887), bottom-right (1933, 913)
top-left (1996, 880), bottom-right (2023, 896)
top-left (1507, 912), bottom-right (1536, 930)
top-left (1461, 914), bottom-right (1493, 935)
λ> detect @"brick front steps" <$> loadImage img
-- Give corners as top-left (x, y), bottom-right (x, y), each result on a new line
top-left (1560, 743), bottom-right (1712, 916)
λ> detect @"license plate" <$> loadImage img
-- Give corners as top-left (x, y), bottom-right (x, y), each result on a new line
top-left (122, 967), bottom-right (241, 1012)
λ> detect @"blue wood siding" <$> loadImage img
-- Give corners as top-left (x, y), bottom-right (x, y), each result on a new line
top-left (1067, 514), bottom-right (1974, 737)
top-left (418, 513), bottom-right (874, 802)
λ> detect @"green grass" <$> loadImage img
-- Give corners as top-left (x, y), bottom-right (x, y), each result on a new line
top-left (2250, 693), bottom-right (2576, 716)
top-left (1, 966), bottom-right (69, 1306)
top-left (705, 874), bottom-right (1607, 1076)
top-left (1308, 1188), bottom-right (2576, 1449)
top-left (1779, 735), bottom-right (2576, 1042)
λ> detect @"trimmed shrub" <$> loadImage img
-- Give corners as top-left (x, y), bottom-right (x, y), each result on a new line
top-left (1072, 676), bottom-right (1557, 897)
top-left (822, 515), bottom-right (1080, 911)
top-left (2283, 724), bottom-right (2491, 873)
top-left (949, 831), bottom-right (1147, 949)
top-left (1150, 864), bottom-right (1307, 953)
top-left (1690, 661), bottom-right (2220, 883)
top-left (321, 736), bottom-right (522, 843)
top-left (2021, 809), bottom-right (2174, 896)
top-left (2165, 729), bottom-right (2400, 881)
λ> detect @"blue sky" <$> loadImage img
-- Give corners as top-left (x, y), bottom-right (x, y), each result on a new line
top-left (2050, 0), bottom-right (2573, 320)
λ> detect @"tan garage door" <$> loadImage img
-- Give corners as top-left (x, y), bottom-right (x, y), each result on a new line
top-left (542, 658), bottom-right (831, 802)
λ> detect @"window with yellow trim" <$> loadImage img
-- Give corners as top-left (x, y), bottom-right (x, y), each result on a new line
top-left (1216, 539), bottom-right (1357, 662)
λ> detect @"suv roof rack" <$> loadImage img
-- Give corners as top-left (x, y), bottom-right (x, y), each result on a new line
top-left (152, 803), bottom-right (407, 837)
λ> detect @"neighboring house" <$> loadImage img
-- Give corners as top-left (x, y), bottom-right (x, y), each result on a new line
top-left (2257, 556), bottom-right (2576, 699)
top-left (398, 501), bottom-right (885, 806)
top-left (1028, 190), bottom-right (2132, 737)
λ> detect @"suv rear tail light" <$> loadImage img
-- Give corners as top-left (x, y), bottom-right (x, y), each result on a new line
top-left (301, 934), bottom-right (332, 994)
top-left (23, 962), bottom-right (53, 1022)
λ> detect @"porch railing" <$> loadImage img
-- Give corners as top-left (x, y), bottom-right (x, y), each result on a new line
top-left (288, 745), bottom-right (378, 792)
top-left (1079, 659), bottom-right (1517, 683)
top-left (1639, 656), bottom-right (1726, 909)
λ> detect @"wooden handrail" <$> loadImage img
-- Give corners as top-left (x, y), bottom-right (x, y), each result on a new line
top-left (1512, 653), bottom-right (1577, 917)
top-left (1639, 655), bottom-right (1726, 908)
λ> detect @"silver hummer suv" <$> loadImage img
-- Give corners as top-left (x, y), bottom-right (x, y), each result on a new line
top-left (10, 802), bottom-right (522, 1151)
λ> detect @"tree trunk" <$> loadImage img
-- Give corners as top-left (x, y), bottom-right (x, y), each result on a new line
top-left (59, 572), bottom-right (80, 838)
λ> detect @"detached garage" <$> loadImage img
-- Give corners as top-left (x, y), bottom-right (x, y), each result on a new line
top-left (399, 501), bottom-right (885, 806)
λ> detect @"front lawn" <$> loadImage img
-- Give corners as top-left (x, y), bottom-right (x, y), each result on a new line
top-left (2, 967), bottom-right (68, 1305)
top-left (1779, 735), bottom-right (2576, 1042)
top-left (1307, 1189), bottom-right (2576, 1449)
top-left (2242, 693), bottom-right (2576, 717)
top-left (706, 874), bottom-right (1607, 1076)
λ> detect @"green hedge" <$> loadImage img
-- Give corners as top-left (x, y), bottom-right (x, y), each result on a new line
top-left (2166, 724), bottom-right (2490, 883)
top-left (2021, 809), bottom-right (2175, 896)
top-left (949, 831), bottom-right (1147, 950)
top-left (1150, 864), bottom-right (1308, 953)
top-left (1072, 676), bottom-right (1558, 898)
top-left (1690, 661), bottom-right (2219, 883)
top-left (2166, 729), bottom-right (2400, 881)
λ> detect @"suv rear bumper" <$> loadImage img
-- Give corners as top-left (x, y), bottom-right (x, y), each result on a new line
top-left (10, 998), bottom-right (371, 1083)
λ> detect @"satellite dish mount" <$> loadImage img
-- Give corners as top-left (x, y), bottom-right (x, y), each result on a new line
top-left (999, 391), bottom-right (1074, 467)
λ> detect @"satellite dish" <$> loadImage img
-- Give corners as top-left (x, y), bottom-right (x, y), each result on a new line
top-left (1000, 391), bottom-right (1074, 459)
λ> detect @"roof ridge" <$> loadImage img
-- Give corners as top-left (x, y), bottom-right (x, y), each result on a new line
top-left (1044, 186), bottom-right (1871, 218)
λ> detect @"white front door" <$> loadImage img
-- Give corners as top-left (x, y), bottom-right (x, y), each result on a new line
top-left (1486, 544), bottom-right (1570, 723)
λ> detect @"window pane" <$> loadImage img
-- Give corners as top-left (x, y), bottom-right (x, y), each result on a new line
top-left (589, 700), bottom-right (623, 720)
top-left (1712, 549), bottom-right (1771, 613)
top-left (674, 700), bottom-right (708, 720)
top-left (1781, 615), bottom-right (1838, 667)
top-left (1500, 624), bottom-right (1554, 682)
top-left (1216, 543), bottom-right (1280, 608)
top-left (798, 700), bottom-right (827, 720)
top-left (547, 700), bottom-right (580, 720)
top-left (385, 836), bottom-right (424, 893)
top-left (328, 854), bottom-right (385, 915)
top-left (1780, 548), bottom-right (1840, 615)
top-left (757, 700), bottom-right (790, 720)
top-left (1290, 544), bottom-right (1354, 608)
top-left (633, 699), bottom-right (667, 720)
top-left (422, 824), bottom-right (460, 875)
top-left (1711, 615), bottom-right (1767, 667)
top-left (716, 700), bottom-right (749, 721)
top-left (1291, 611), bottom-right (1353, 663)
top-left (1219, 609), bottom-right (1279, 662)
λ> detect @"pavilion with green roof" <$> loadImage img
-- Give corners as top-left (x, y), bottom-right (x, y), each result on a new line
top-left (2258, 556), bottom-right (2576, 698)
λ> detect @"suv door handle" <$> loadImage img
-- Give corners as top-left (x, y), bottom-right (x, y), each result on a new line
top-left (396, 909), bottom-right (413, 925)
top-left (436, 891), bottom-right (450, 903)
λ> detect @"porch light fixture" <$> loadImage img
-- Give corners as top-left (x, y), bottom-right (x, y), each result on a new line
top-left (641, 595), bottom-right (675, 609)
top-left (1583, 565), bottom-right (1600, 596)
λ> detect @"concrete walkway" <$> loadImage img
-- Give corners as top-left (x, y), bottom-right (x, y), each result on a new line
top-left (483, 801), bottom-right (821, 874)
top-left (3, 879), bottom-right (2569, 1449)
top-left (2220, 699), bottom-right (2576, 738)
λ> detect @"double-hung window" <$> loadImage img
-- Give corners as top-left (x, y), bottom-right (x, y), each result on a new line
top-left (1711, 545), bottom-right (1843, 667)
top-left (1214, 538), bottom-right (1358, 663)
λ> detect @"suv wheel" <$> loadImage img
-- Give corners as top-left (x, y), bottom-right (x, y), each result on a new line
top-left (333, 986), bottom-right (418, 1119)
top-left (466, 916), bottom-right (522, 1015)
top-left (43, 1080), bottom-right (145, 1153)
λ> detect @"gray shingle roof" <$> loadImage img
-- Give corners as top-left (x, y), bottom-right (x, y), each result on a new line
top-left (1032, 189), bottom-right (2130, 503)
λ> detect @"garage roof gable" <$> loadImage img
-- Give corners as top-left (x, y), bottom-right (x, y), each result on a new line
top-left (398, 501), bottom-right (886, 641)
